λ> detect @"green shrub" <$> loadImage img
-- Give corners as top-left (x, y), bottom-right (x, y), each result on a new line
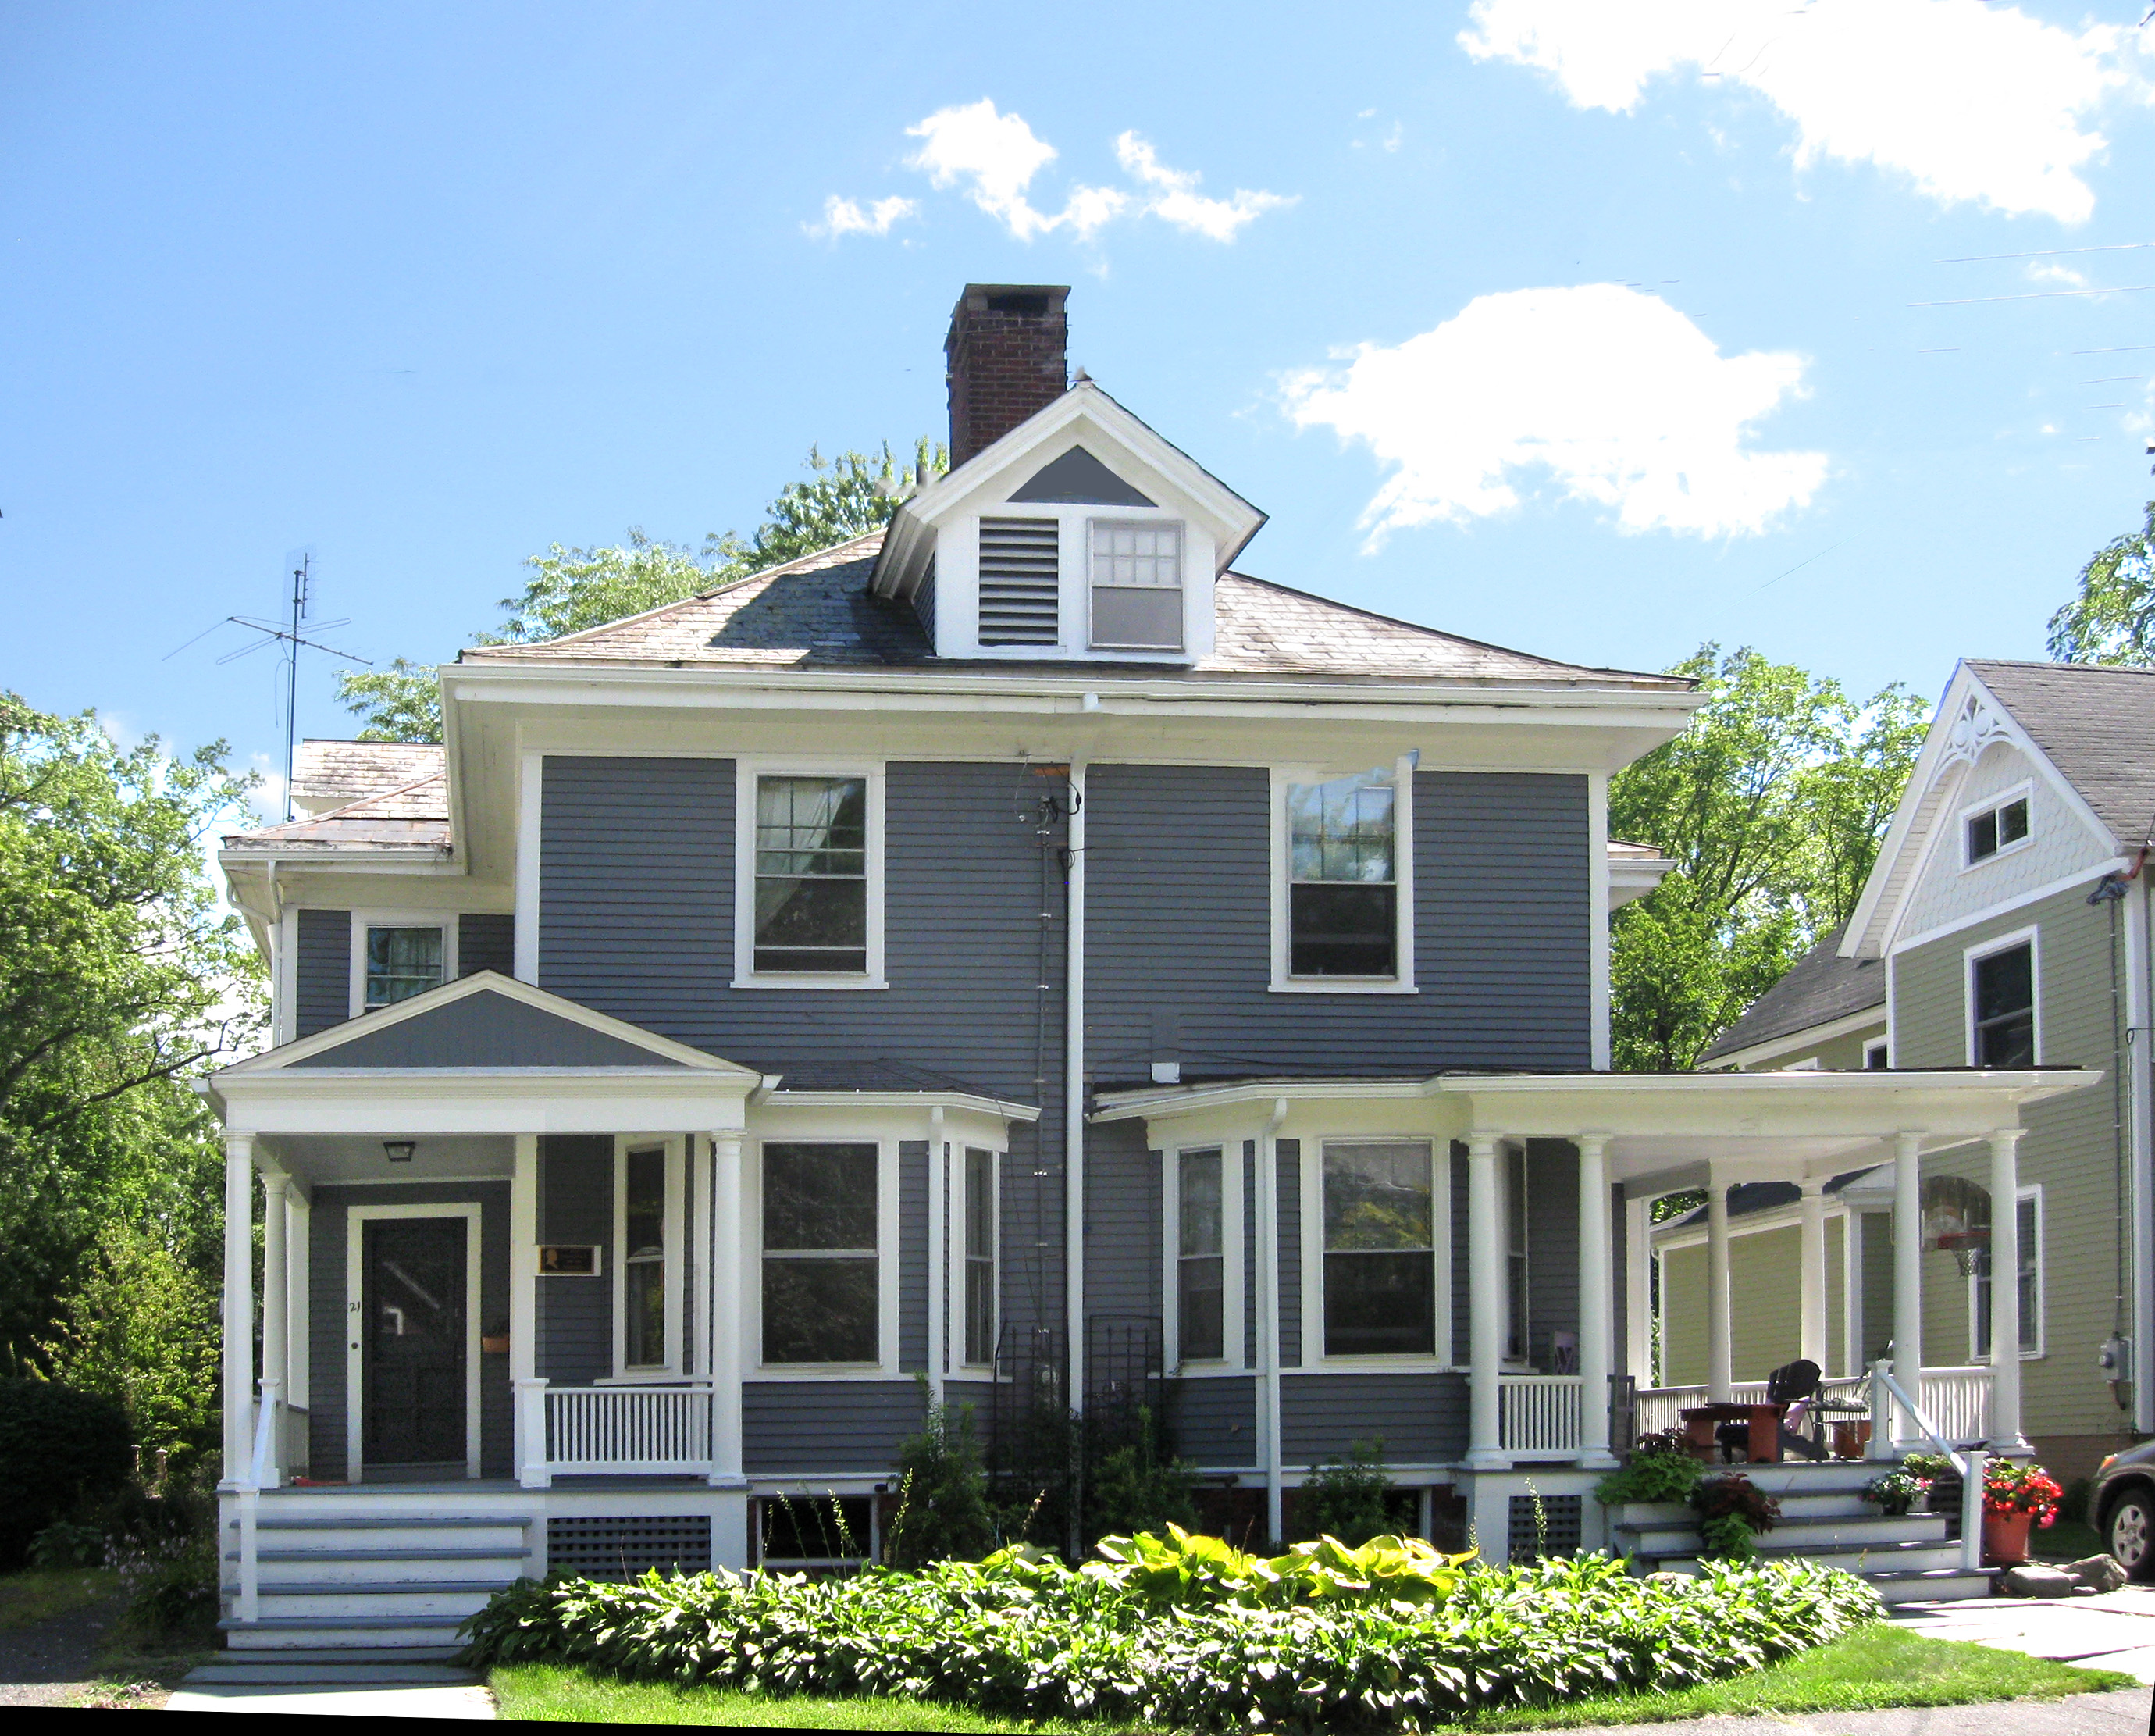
top-left (1295, 1438), bottom-right (1394, 1545)
top-left (884, 1385), bottom-right (994, 1570)
top-left (0, 1379), bottom-right (133, 1567)
top-left (27, 1520), bottom-right (106, 1568)
top-left (459, 1539), bottom-right (1879, 1730)
top-left (1093, 1524), bottom-right (1476, 1609)
top-left (1597, 1439), bottom-right (1704, 1506)
top-left (1082, 1408), bottom-right (1197, 1549)
top-left (103, 1460), bottom-right (221, 1646)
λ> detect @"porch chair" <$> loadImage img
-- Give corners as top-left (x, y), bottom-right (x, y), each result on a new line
top-left (1713, 1358), bottom-right (1831, 1463)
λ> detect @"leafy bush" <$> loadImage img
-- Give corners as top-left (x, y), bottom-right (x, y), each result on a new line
top-left (1295, 1439), bottom-right (1394, 1545)
top-left (102, 1461), bottom-right (221, 1646)
top-left (28, 1520), bottom-right (107, 1568)
top-left (1691, 1476), bottom-right (1782, 1562)
top-left (460, 1539), bottom-right (1879, 1730)
top-left (1081, 1407), bottom-right (1197, 1549)
top-left (1091, 1524), bottom-right (1476, 1610)
top-left (0, 1379), bottom-right (133, 1567)
top-left (1597, 1438), bottom-right (1704, 1506)
top-left (884, 1385), bottom-right (993, 1570)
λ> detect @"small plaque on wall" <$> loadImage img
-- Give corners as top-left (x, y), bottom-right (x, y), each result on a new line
top-left (538, 1244), bottom-right (603, 1276)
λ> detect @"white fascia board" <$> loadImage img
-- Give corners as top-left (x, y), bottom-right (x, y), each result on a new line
top-left (215, 968), bottom-right (761, 1078)
top-left (757, 1089), bottom-right (1042, 1123)
top-left (441, 674), bottom-right (474, 868)
top-left (1093, 1078), bottom-right (1437, 1123)
top-left (219, 847), bottom-right (461, 876)
top-left (1608, 854), bottom-right (1676, 908)
top-left (1703, 1006), bottom-right (1890, 1072)
top-left (213, 1069), bottom-right (753, 1137)
top-left (1843, 665), bottom-right (1969, 958)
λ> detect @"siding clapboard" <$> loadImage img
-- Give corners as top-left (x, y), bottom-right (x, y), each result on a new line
top-left (742, 1381), bottom-right (927, 1475)
top-left (1281, 1373), bottom-right (1467, 1465)
top-left (295, 909), bottom-right (351, 1038)
top-left (538, 1135), bottom-right (612, 1385)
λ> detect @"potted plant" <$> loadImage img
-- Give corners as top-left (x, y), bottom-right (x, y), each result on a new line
top-left (1861, 1467), bottom-right (1929, 1517)
top-left (1981, 1461), bottom-right (2062, 1565)
top-left (1690, 1474), bottom-right (1782, 1560)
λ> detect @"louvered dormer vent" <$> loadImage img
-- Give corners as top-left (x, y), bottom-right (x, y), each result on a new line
top-left (978, 518), bottom-right (1060, 646)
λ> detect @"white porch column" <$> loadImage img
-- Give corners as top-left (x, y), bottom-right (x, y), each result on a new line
top-left (1576, 1134), bottom-right (1615, 1466)
top-left (1988, 1128), bottom-right (2031, 1454)
top-left (1704, 1164), bottom-right (1734, 1403)
top-left (709, 1131), bottom-right (746, 1489)
top-left (1892, 1130), bottom-right (1925, 1446)
top-left (1797, 1179), bottom-right (1829, 1373)
top-left (511, 1134), bottom-right (547, 1489)
top-left (1466, 1134), bottom-right (1508, 1467)
top-left (1624, 1192), bottom-right (1652, 1388)
top-left (258, 1171), bottom-right (288, 1484)
top-left (222, 1133), bottom-right (255, 1485)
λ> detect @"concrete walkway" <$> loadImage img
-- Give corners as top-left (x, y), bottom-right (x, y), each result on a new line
top-left (166, 1648), bottom-right (495, 1718)
top-left (1574, 1687), bottom-right (2151, 1734)
top-left (1888, 1582), bottom-right (2155, 1682)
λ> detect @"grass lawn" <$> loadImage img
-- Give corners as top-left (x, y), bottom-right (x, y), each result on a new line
top-left (490, 1624), bottom-right (2132, 1728)
top-left (2030, 1517), bottom-right (2104, 1563)
top-left (0, 1567), bottom-right (119, 1630)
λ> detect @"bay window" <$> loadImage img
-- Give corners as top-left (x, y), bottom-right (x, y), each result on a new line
top-left (963, 1147), bottom-right (997, 1368)
top-left (761, 1142), bottom-right (879, 1364)
top-left (1321, 1141), bottom-right (1435, 1357)
top-left (1176, 1147), bottom-right (1226, 1363)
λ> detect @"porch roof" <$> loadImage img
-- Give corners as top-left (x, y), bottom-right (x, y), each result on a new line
top-left (1091, 1065), bottom-right (2099, 1192)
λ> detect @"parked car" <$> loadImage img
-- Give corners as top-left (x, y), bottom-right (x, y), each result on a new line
top-left (2090, 1439), bottom-right (2155, 1580)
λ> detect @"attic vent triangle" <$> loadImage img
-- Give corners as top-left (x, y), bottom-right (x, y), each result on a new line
top-left (1008, 445), bottom-right (1155, 508)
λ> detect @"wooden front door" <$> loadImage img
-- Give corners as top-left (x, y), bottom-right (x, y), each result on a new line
top-left (362, 1217), bottom-right (467, 1470)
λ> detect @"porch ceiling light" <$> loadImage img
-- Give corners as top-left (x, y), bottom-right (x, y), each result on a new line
top-left (383, 1140), bottom-right (416, 1164)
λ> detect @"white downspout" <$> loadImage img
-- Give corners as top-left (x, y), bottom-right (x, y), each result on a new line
top-left (928, 1104), bottom-right (947, 1403)
top-left (1064, 759), bottom-right (1088, 1399)
top-left (1258, 1096), bottom-right (1288, 1544)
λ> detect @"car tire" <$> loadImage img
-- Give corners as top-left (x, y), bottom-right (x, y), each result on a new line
top-left (2106, 1488), bottom-right (2155, 1581)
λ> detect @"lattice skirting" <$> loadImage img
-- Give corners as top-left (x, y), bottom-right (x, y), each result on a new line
top-left (547, 1514), bottom-right (713, 1578)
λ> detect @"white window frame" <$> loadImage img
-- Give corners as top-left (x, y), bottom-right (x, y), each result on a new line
top-left (1162, 1143), bottom-right (1243, 1371)
top-left (749, 1135), bottom-right (900, 1379)
top-left (1968, 1183), bottom-right (2045, 1361)
top-left (610, 1136), bottom-right (686, 1381)
top-left (1268, 758), bottom-right (1419, 995)
top-left (732, 758), bottom-right (887, 991)
top-left (1298, 1136), bottom-right (1454, 1371)
top-left (953, 1145), bottom-right (1002, 1373)
top-left (1960, 781), bottom-right (2035, 871)
top-left (348, 911), bottom-right (457, 1018)
top-left (1863, 1037), bottom-right (1891, 1069)
top-left (1964, 925), bottom-right (2040, 1068)
top-left (1085, 515), bottom-right (1185, 653)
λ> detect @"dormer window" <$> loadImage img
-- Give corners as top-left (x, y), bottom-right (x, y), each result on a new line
top-left (1965, 790), bottom-right (2030, 866)
top-left (1089, 519), bottom-right (1183, 651)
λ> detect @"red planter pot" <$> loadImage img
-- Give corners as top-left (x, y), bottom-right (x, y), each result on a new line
top-left (1983, 1510), bottom-right (2034, 1566)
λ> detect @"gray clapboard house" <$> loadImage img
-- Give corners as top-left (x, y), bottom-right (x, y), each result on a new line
top-left (205, 285), bottom-right (2096, 1649)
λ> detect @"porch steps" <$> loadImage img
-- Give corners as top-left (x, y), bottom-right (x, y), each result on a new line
top-left (1609, 1463), bottom-right (1993, 1605)
top-left (222, 1499), bottom-right (533, 1652)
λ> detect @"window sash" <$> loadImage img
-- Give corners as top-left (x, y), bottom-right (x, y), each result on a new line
top-left (753, 776), bottom-right (868, 974)
top-left (1973, 1194), bottom-right (2040, 1357)
top-left (365, 925), bottom-right (443, 1009)
top-left (763, 1142), bottom-right (879, 1365)
top-left (1287, 776), bottom-right (1398, 979)
top-left (1973, 945), bottom-right (2035, 1068)
top-left (963, 1148), bottom-right (996, 1367)
top-left (618, 1144), bottom-right (675, 1374)
top-left (1320, 1142), bottom-right (1435, 1358)
top-left (1968, 796), bottom-right (2030, 863)
top-left (1176, 1149), bottom-right (1226, 1363)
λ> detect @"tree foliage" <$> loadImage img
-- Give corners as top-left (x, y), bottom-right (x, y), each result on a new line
top-left (337, 440), bottom-right (948, 741)
top-left (1608, 647), bottom-right (1927, 1071)
top-left (0, 696), bottom-right (260, 1368)
top-left (2047, 501), bottom-right (2155, 665)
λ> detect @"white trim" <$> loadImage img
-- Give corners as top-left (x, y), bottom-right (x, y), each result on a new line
top-left (611, 1137), bottom-right (687, 1379)
top-left (731, 757), bottom-right (888, 991)
top-left (1085, 513), bottom-right (1188, 655)
top-left (1704, 1005), bottom-right (1888, 1072)
top-left (1163, 1142), bottom-right (1242, 1371)
top-left (951, 1142), bottom-right (1002, 1374)
top-left (1968, 1184), bottom-right (2046, 1361)
top-left (1964, 925), bottom-right (2041, 1068)
top-left (1886, 859), bottom-right (2133, 955)
top-left (1268, 757), bottom-right (1419, 995)
top-left (1958, 779), bottom-right (2036, 873)
top-left (747, 1134), bottom-right (900, 1379)
top-left (344, 1203), bottom-right (483, 1483)
top-left (515, 750), bottom-right (541, 983)
top-left (1298, 1135), bottom-right (1452, 1371)
top-left (1065, 757), bottom-right (1088, 1393)
top-left (348, 910), bottom-right (457, 1020)
top-left (1864, 1037), bottom-right (1891, 1070)
top-left (1589, 773), bottom-right (1611, 1069)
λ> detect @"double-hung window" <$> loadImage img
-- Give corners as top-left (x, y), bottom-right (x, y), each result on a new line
top-left (1088, 519), bottom-right (1183, 651)
top-left (1282, 770), bottom-right (1407, 983)
top-left (1175, 1148), bottom-right (1226, 1363)
top-left (761, 1142), bottom-right (879, 1365)
top-left (962, 1148), bottom-right (997, 1369)
top-left (1972, 939), bottom-right (2036, 1068)
top-left (1973, 1189), bottom-right (2043, 1358)
top-left (362, 924), bottom-right (445, 1011)
top-left (1321, 1141), bottom-right (1435, 1357)
top-left (1505, 1146), bottom-right (1530, 1362)
top-left (753, 777), bottom-right (867, 974)
top-left (1965, 792), bottom-right (2031, 865)
top-left (622, 1146), bottom-right (668, 1369)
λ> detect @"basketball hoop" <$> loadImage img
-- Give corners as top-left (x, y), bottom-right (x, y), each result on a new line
top-left (1921, 1175), bottom-right (1991, 1279)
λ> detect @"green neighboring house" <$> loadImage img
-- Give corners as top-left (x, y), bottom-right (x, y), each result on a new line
top-left (1660, 659), bottom-right (2153, 1482)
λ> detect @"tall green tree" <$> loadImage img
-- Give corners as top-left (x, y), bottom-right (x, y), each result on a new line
top-left (1608, 646), bottom-right (1927, 1071)
top-left (0, 695), bottom-right (258, 1369)
top-left (338, 440), bottom-right (946, 741)
top-left (2047, 501), bottom-right (2155, 665)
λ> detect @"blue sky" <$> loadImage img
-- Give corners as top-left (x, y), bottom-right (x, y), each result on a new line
top-left (5, 1), bottom-right (2155, 804)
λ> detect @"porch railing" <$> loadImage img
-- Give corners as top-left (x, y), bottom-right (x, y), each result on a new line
top-left (1498, 1374), bottom-right (1583, 1458)
top-left (1636, 1365), bottom-right (1990, 1445)
top-left (545, 1382), bottom-right (714, 1475)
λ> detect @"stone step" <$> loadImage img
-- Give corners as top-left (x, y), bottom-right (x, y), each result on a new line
top-left (236, 1548), bottom-right (529, 1587)
top-left (183, 1661), bottom-right (478, 1686)
top-left (1653, 1540), bottom-right (1966, 1577)
top-left (232, 1517), bottom-right (529, 1553)
top-left (1868, 1569), bottom-right (1996, 1605)
top-left (1619, 1513), bottom-right (1947, 1556)
top-left (257, 1584), bottom-right (506, 1620)
top-left (206, 1646), bottom-right (469, 1665)
top-left (220, 1613), bottom-right (471, 1652)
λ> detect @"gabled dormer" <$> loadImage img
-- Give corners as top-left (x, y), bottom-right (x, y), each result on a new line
top-left (871, 284), bottom-right (1266, 664)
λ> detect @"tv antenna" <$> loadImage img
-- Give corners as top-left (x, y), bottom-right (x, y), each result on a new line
top-left (163, 549), bottom-right (372, 821)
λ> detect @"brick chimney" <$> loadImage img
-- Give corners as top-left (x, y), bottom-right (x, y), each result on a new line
top-left (945, 283), bottom-right (1070, 467)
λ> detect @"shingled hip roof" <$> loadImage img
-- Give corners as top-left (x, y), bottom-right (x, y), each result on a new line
top-left (1697, 922), bottom-right (1886, 1064)
top-left (223, 770), bottom-right (451, 853)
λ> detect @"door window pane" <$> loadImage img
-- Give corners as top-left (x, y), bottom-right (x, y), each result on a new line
top-left (1974, 943), bottom-right (2034, 1068)
top-left (1323, 1142), bottom-right (1434, 1356)
top-left (754, 777), bottom-right (868, 973)
top-left (763, 1142), bottom-right (878, 1364)
top-left (1288, 775), bottom-right (1398, 977)
top-left (365, 925), bottom-right (444, 1008)
top-left (623, 1147), bottom-right (667, 1368)
top-left (1177, 1148), bottom-right (1224, 1362)
top-left (1975, 1194), bottom-right (2041, 1357)
top-left (964, 1148), bottom-right (996, 1367)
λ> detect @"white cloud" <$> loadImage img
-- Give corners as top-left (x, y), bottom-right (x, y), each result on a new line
top-left (2025, 260), bottom-right (2089, 288)
top-left (905, 99), bottom-right (1070, 240)
top-left (804, 194), bottom-right (918, 241)
top-left (1459, 0), bottom-right (2137, 223)
top-left (1283, 283), bottom-right (1827, 540)
top-left (1114, 132), bottom-right (1295, 241)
